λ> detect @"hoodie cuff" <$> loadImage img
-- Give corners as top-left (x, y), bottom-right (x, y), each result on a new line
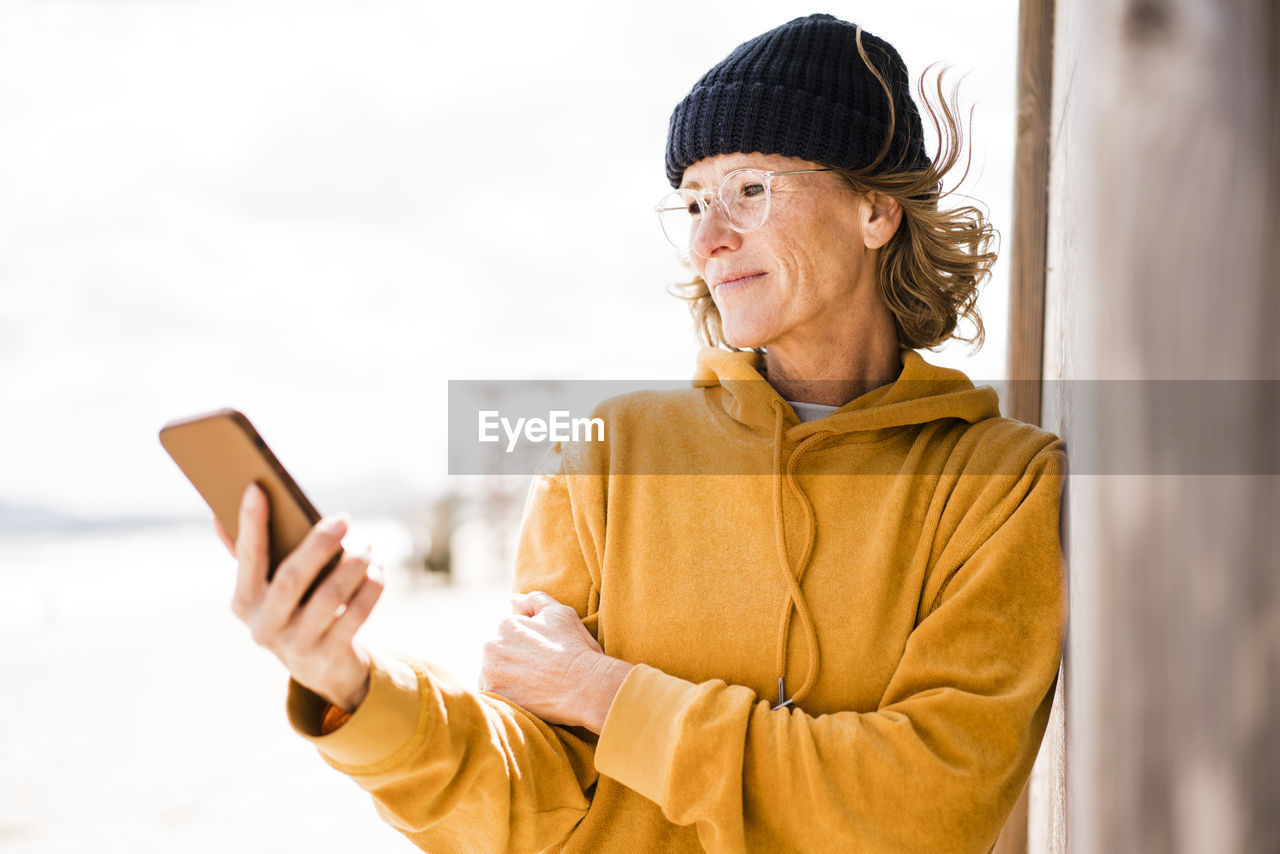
top-left (594, 663), bottom-right (701, 804)
top-left (286, 651), bottom-right (422, 770)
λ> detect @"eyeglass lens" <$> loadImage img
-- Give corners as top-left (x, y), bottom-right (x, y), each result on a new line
top-left (657, 170), bottom-right (771, 252)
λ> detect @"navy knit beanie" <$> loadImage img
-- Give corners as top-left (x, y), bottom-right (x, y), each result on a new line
top-left (666, 14), bottom-right (931, 187)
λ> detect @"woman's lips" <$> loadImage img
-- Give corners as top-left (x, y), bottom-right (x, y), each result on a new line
top-left (714, 272), bottom-right (765, 294)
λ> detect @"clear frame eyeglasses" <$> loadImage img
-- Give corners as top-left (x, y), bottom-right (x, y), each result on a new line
top-left (655, 167), bottom-right (833, 256)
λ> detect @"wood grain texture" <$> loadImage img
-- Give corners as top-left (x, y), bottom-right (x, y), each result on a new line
top-left (1004, 0), bottom-right (1055, 426)
top-left (1069, 0), bottom-right (1280, 852)
top-left (1038, 0), bottom-right (1084, 849)
top-left (997, 1), bottom-right (1055, 850)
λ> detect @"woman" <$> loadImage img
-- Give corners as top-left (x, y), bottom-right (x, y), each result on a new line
top-left (222, 14), bottom-right (1066, 853)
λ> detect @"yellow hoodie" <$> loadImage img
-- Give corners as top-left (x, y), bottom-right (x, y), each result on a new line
top-left (287, 347), bottom-right (1067, 854)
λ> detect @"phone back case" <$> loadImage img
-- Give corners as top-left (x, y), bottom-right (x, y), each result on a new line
top-left (159, 408), bottom-right (326, 577)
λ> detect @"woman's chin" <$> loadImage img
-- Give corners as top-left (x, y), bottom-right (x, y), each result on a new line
top-left (720, 322), bottom-right (770, 351)
top-left (722, 331), bottom-right (765, 350)
top-left (721, 330), bottom-right (768, 350)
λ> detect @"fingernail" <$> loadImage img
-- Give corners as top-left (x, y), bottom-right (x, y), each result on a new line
top-left (243, 483), bottom-right (261, 505)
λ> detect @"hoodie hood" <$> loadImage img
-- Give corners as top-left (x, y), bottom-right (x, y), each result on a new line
top-left (692, 346), bottom-right (1002, 437)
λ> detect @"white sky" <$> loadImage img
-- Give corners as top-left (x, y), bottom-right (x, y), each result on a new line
top-left (0, 0), bottom-right (1019, 520)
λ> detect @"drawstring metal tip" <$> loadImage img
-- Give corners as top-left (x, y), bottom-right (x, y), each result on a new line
top-left (773, 677), bottom-right (794, 711)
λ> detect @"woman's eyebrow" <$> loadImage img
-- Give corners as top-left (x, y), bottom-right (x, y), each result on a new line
top-left (680, 174), bottom-right (712, 190)
top-left (681, 161), bottom-right (761, 190)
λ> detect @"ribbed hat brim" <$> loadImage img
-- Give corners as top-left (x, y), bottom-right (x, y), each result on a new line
top-left (666, 82), bottom-right (925, 186)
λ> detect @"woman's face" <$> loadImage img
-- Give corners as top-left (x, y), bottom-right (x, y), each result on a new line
top-left (682, 152), bottom-right (897, 354)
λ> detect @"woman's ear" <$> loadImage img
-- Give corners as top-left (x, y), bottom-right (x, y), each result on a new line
top-left (862, 192), bottom-right (903, 250)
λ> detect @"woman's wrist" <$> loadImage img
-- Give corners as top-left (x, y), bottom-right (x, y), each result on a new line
top-left (582, 656), bottom-right (634, 735)
top-left (311, 647), bottom-right (373, 714)
top-left (334, 669), bottom-right (371, 714)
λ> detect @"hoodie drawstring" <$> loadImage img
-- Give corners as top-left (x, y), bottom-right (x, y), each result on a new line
top-left (769, 400), bottom-right (831, 711)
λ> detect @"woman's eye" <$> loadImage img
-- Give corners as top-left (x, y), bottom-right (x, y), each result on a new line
top-left (686, 201), bottom-right (702, 217)
top-left (740, 183), bottom-right (766, 199)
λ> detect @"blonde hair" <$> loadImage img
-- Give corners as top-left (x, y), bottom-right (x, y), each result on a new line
top-left (670, 49), bottom-right (996, 353)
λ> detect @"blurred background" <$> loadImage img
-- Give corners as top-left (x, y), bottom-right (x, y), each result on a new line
top-left (0, 1), bottom-right (1020, 851)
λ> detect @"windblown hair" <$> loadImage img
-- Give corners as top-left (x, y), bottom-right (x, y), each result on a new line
top-left (671, 38), bottom-right (996, 353)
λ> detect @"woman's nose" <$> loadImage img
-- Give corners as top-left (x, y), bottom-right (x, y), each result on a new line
top-left (691, 201), bottom-right (743, 259)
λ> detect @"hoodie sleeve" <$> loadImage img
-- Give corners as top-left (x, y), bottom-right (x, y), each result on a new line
top-left (593, 445), bottom-right (1067, 854)
top-left (284, 445), bottom-right (604, 854)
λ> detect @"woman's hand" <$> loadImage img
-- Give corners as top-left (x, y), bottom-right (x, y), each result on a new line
top-left (215, 484), bottom-right (385, 714)
top-left (479, 591), bottom-right (633, 734)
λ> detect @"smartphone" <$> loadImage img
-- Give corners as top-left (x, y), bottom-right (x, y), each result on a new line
top-left (159, 408), bottom-right (340, 601)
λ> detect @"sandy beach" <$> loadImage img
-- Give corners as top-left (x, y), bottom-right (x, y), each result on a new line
top-left (0, 523), bottom-right (512, 854)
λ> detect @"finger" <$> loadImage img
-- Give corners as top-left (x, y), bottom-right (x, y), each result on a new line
top-left (213, 514), bottom-right (235, 556)
top-left (511, 590), bottom-right (558, 616)
top-left (258, 514), bottom-right (348, 637)
top-left (287, 548), bottom-right (374, 644)
top-left (496, 613), bottom-right (533, 643)
top-left (232, 484), bottom-right (271, 619)
top-left (320, 564), bottom-right (385, 652)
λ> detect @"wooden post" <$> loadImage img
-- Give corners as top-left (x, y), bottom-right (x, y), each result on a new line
top-left (997, 1), bottom-right (1056, 852)
top-left (1005, 0), bottom-right (1056, 425)
top-left (1065, 0), bottom-right (1280, 851)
